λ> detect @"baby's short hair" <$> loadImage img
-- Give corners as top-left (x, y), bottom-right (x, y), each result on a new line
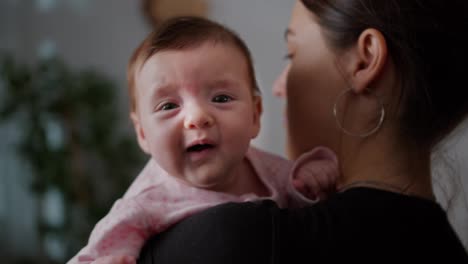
top-left (127, 16), bottom-right (260, 112)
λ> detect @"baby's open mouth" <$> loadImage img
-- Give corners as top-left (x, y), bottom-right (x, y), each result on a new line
top-left (187, 144), bottom-right (215, 152)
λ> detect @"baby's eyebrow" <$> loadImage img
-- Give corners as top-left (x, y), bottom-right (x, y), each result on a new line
top-left (209, 79), bottom-right (239, 88)
top-left (150, 83), bottom-right (175, 100)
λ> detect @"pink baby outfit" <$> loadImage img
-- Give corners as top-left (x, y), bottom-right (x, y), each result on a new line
top-left (68, 146), bottom-right (338, 263)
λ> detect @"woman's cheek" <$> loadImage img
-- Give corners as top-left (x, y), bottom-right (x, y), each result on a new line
top-left (285, 61), bottom-right (324, 158)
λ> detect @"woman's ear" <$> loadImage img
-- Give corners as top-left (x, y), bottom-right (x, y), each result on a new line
top-left (251, 95), bottom-right (263, 139)
top-left (348, 28), bottom-right (388, 93)
top-left (130, 112), bottom-right (150, 154)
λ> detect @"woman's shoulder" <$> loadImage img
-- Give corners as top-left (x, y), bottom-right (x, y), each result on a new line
top-left (277, 187), bottom-right (468, 262)
top-left (138, 188), bottom-right (468, 263)
top-left (138, 200), bottom-right (279, 264)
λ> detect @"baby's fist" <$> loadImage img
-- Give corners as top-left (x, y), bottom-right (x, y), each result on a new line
top-left (289, 147), bottom-right (339, 202)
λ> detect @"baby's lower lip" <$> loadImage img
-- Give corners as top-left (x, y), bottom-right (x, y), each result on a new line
top-left (187, 146), bottom-right (216, 161)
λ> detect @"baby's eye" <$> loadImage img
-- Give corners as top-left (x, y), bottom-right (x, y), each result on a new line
top-left (212, 94), bottom-right (233, 103)
top-left (159, 102), bottom-right (179, 111)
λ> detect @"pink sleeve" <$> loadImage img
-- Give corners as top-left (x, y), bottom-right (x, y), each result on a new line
top-left (67, 161), bottom-right (244, 264)
top-left (67, 197), bottom-right (152, 264)
top-left (246, 146), bottom-right (339, 208)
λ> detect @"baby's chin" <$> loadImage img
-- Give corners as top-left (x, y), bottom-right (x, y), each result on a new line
top-left (182, 169), bottom-right (234, 191)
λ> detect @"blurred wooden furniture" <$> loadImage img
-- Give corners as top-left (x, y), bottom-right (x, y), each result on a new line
top-left (142, 0), bottom-right (209, 26)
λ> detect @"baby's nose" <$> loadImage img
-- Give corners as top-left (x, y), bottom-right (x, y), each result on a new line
top-left (183, 106), bottom-right (214, 129)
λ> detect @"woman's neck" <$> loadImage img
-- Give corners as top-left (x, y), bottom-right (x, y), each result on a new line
top-left (338, 131), bottom-right (434, 199)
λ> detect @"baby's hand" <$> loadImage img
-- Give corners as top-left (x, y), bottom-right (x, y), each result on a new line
top-left (91, 255), bottom-right (136, 264)
top-left (290, 147), bottom-right (339, 201)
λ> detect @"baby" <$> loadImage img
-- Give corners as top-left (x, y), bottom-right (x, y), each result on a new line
top-left (68, 16), bottom-right (338, 264)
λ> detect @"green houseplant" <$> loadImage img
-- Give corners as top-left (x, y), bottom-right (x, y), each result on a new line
top-left (0, 55), bottom-right (145, 263)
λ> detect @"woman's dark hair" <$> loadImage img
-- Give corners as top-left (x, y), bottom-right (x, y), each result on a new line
top-left (301, 0), bottom-right (468, 149)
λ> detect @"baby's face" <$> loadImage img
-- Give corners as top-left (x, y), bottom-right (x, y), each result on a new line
top-left (131, 42), bottom-right (261, 189)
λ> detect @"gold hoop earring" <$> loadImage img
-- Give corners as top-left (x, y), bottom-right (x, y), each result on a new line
top-left (333, 88), bottom-right (385, 138)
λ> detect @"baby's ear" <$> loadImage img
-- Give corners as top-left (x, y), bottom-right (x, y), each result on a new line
top-left (251, 95), bottom-right (263, 139)
top-left (130, 112), bottom-right (150, 154)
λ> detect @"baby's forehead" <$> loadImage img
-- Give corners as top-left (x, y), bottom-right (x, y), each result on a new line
top-left (141, 45), bottom-right (249, 78)
top-left (133, 41), bottom-right (257, 99)
top-left (148, 41), bottom-right (247, 62)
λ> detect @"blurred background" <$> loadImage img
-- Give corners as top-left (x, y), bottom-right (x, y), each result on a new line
top-left (0, 0), bottom-right (466, 263)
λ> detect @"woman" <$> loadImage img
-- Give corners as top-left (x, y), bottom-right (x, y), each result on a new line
top-left (134, 0), bottom-right (468, 262)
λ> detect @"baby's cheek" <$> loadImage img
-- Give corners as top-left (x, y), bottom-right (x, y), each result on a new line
top-left (231, 123), bottom-right (252, 140)
top-left (225, 124), bottom-right (252, 154)
top-left (149, 131), bottom-right (182, 174)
